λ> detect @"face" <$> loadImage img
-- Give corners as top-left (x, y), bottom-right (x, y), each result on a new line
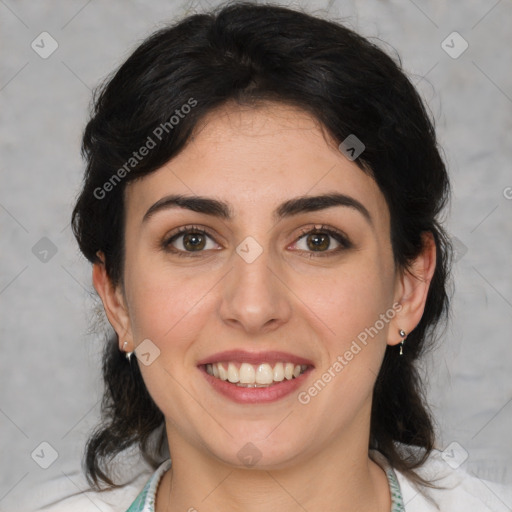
top-left (97, 102), bottom-right (424, 470)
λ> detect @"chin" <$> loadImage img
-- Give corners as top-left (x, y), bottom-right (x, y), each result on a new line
top-left (202, 434), bottom-right (306, 471)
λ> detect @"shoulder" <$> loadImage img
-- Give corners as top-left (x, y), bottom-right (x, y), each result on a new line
top-left (394, 448), bottom-right (512, 512)
top-left (27, 467), bottom-right (153, 512)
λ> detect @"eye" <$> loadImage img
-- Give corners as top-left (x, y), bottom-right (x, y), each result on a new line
top-left (162, 225), bottom-right (219, 256)
top-left (162, 224), bottom-right (352, 258)
top-left (291, 224), bottom-right (352, 257)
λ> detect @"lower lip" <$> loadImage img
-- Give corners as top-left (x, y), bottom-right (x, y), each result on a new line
top-left (199, 365), bottom-right (313, 404)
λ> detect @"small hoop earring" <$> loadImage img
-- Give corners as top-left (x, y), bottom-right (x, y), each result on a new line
top-left (122, 341), bottom-right (134, 362)
top-left (398, 329), bottom-right (407, 356)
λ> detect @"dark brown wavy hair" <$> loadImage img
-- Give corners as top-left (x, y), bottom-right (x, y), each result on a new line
top-left (71, 0), bottom-right (452, 491)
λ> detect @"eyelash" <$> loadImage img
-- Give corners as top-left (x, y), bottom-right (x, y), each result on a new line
top-left (162, 224), bottom-right (352, 258)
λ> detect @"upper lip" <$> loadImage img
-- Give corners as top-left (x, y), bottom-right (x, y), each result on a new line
top-left (197, 350), bottom-right (315, 367)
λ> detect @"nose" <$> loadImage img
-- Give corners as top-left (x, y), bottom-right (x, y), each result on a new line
top-left (218, 243), bottom-right (292, 335)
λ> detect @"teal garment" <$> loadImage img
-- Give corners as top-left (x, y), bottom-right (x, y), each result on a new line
top-left (125, 459), bottom-right (172, 512)
top-left (371, 450), bottom-right (407, 512)
top-left (125, 452), bottom-right (405, 511)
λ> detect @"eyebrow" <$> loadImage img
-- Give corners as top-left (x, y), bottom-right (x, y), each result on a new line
top-left (142, 192), bottom-right (373, 226)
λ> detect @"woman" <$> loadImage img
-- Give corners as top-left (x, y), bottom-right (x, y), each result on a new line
top-left (39, 1), bottom-right (510, 511)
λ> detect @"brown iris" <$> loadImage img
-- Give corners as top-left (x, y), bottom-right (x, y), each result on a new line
top-left (306, 232), bottom-right (330, 251)
top-left (183, 232), bottom-right (207, 251)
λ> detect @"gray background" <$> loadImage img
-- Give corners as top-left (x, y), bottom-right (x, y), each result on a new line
top-left (1, 0), bottom-right (511, 510)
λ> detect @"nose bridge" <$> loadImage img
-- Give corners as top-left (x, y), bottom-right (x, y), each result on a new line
top-left (218, 235), bottom-right (291, 333)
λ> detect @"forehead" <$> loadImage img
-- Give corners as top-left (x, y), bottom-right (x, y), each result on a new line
top-left (124, 102), bottom-right (389, 230)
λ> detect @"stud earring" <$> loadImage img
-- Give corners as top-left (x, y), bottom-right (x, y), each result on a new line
top-left (123, 341), bottom-right (134, 362)
top-left (398, 329), bottom-right (407, 356)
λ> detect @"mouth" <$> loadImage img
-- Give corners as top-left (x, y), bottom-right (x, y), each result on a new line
top-left (196, 350), bottom-right (315, 403)
top-left (202, 361), bottom-right (310, 387)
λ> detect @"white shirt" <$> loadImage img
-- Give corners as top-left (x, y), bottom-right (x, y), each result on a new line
top-left (26, 449), bottom-right (512, 511)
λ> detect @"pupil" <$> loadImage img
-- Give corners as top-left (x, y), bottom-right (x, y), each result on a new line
top-left (184, 233), bottom-right (205, 251)
top-left (308, 233), bottom-right (329, 251)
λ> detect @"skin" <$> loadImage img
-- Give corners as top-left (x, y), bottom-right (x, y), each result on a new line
top-left (93, 102), bottom-right (436, 512)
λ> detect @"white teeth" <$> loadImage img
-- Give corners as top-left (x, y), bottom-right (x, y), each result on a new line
top-left (284, 362), bottom-right (294, 380)
top-left (239, 362), bottom-right (255, 383)
top-left (273, 362), bottom-right (285, 382)
top-left (227, 362), bottom-right (239, 383)
top-left (256, 363), bottom-right (274, 384)
top-left (205, 361), bottom-right (308, 386)
top-left (218, 363), bottom-right (228, 381)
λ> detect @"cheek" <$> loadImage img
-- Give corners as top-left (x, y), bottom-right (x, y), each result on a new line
top-left (304, 256), bottom-right (395, 396)
top-left (307, 257), bottom-right (394, 336)
top-left (125, 258), bottom-right (212, 343)
top-left (299, 268), bottom-right (392, 412)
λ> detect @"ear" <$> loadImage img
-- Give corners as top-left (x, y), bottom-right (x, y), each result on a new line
top-left (388, 232), bottom-right (437, 346)
top-left (92, 251), bottom-right (133, 351)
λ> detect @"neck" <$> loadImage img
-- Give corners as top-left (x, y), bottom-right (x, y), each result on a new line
top-left (155, 429), bottom-right (390, 512)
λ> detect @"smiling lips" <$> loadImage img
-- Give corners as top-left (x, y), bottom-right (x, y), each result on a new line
top-left (197, 350), bottom-right (314, 389)
top-left (205, 361), bottom-right (309, 387)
